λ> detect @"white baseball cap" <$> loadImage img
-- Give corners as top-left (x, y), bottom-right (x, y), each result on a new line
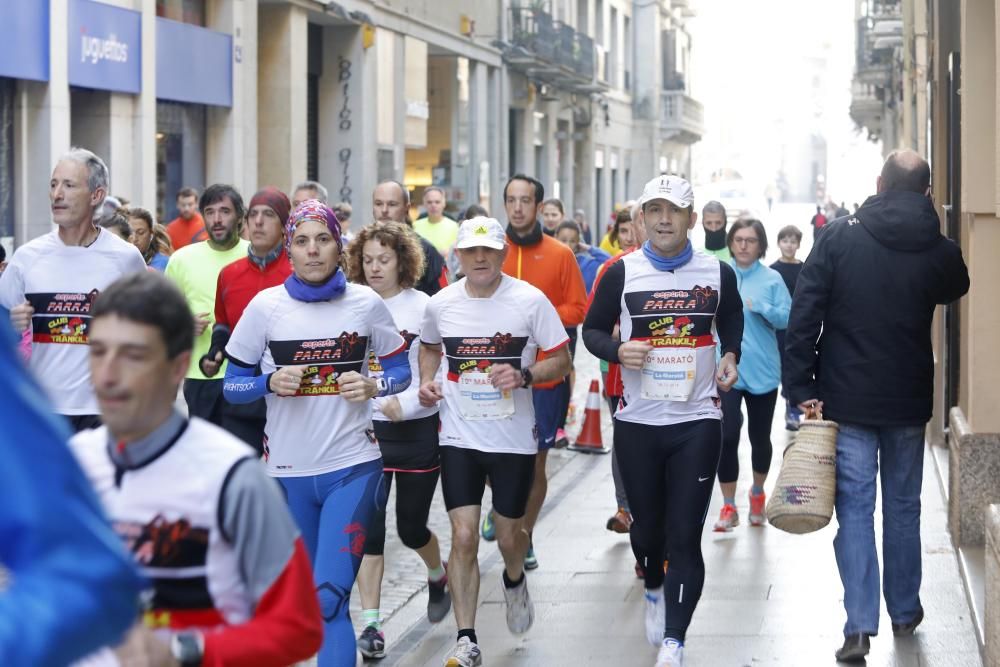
top-left (636, 175), bottom-right (695, 209)
top-left (455, 217), bottom-right (507, 251)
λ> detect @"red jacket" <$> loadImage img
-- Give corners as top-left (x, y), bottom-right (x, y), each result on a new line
top-left (215, 250), bottom-right (293, 332)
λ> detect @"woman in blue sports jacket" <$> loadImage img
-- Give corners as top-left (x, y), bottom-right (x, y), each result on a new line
top-left (712, 218), bottom-right (791, 533)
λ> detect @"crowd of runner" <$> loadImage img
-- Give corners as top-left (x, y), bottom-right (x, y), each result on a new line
top-left (0, 147), bottom-right (968, 667)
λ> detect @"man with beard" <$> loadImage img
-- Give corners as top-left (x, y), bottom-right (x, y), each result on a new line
top-left (166, 184), bottom-right (249, 424)
top-left (699, 201), bottom-right (730, 262)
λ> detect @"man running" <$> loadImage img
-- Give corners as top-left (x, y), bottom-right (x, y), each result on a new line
top-left (583, 175), bottom-right (743, 667)
top-left (165, 184), bottom-right (249, 424)
top-left (69, 272), bottom-right (323, 666)
top-left (0, 148), bottom-right (146, 431)
top-left (201, 187), bottom-right (293, 451)
top-left (418, 217), bottom-right (571, 667)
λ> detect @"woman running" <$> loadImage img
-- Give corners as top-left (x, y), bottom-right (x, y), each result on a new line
top-left (223, 200), bottom-right (410, 666)
top-left (713, 217), bottom-right (791, 531)
top-left (345, 221), bottom-right (451, 660)
top-left (125, 206), bottom-right (172, 271)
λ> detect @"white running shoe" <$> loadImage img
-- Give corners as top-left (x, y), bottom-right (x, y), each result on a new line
top-left (654, 638), bottom-right (684, 667)
top-left (503, 573), bottom-right (535, 634)
top-left (644, 589), bottom-right (665, 646)
top-left (443, 636), bottom-right (483, 667)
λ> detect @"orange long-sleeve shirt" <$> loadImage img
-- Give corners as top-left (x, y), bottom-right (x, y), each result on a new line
top-left (502, 233), bottom-right (588, 327)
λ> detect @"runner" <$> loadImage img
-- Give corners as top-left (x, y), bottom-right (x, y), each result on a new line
top-left (713, 218), bottom-right (790, 532)
top-left (345, 221), bottom-right (452, 660)
top-left (69, 271), bottom-right (323, 666)
top-left (583, 175), bottom-right (743, 667)
top-left (418, 217), bottom-right (571, 667)
top-left (0, 148), bottom-right (147, 431)
top-left (202, 187), bottom-right (293, 452)
top-left (223, 200), bottom-right (410, 667)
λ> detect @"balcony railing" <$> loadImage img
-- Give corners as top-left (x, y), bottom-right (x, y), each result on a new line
top-left (661, 90), bottom-right (704, 144)
top-left (506, 7), bottom-right (599, 89)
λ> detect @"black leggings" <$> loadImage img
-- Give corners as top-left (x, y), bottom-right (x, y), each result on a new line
top-left (364, 468), bottom-right (440, 556)
top-left (614, 418), bottom-right (722, 642)
top-left (717, 388), bottom-right (779, 484)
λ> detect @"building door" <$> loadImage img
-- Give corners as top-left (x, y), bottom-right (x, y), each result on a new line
top-left (156, 101), bottom-right (206, 222)
top-left (943, 51), bottom-right (961, 426)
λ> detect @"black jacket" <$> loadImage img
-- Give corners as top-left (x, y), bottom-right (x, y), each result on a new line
top-left (415, 237), bottom-right (446, 296)
top-left (784, 191), bottom-right (969, 426)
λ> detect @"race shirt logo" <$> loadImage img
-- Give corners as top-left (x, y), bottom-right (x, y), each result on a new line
top-left (624, 287), bottom-right (718, 347)
top-left (269, 331), bottom-right (368, 396)
top-left (26, 290), bottom-right (100, 344)
top-left (442, 332), bottom-right (528, 381)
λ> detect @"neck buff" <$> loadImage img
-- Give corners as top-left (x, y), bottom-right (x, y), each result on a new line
top-left (248, 243), bottom-right (283, 270)
top-left (284, 268), bottom-right (347, 302)
top-left (705, 227), bottom-right (728, 251)
top-left (642, 239), bottom-right (694, 271)
top-left (505, 221), bottom-right (543, 246)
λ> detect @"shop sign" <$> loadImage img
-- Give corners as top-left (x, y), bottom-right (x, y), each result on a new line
top-left (68, 0), bottom-right (141, 94)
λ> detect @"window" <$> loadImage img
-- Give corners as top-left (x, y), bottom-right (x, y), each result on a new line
top-left (156, 0), bottom-right (205, 26)
top-left (595, 0), bottom-right (604, 45)
top-left (610, 7), bottom-right (618, 88)
top-left (577, 0), bottom-right (588, 33)
top-left (624, 16), bottom-right (632, 91)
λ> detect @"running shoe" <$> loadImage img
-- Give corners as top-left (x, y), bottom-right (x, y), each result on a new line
top-left (503, 574), bottom-right (535, 634)
top-left (748, 490), bottom-right (767, 526)
top-left (713, 503), bottom-right (739, 532)
top-left (654, 638), bottom-right (684, 666)
top-left (480, 509), bottom-right (496, 541)
top-left (644, 590), bottom-right (665, 646)
top-left (427, 563), bottom-right (451, 623)
top-left (606, 508), bottom-right (633, 533)
top-left (524, 544), bottom-right (539, 570)
top-left (554, 427), bottom-right (570, 448)
top-left (357, 625), bottom-right (385, 659)
top-left (443, 637), bottom-right (482, 667)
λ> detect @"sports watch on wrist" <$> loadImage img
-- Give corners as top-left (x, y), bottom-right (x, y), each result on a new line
top-left (170, 632), bottom-right (204, 667)
top-left (520, 367), bottom-right (534, 387)
top-left (375, 377), bottom-right (387, 395)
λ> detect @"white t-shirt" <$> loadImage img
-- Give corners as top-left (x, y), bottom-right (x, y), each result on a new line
top-left (0, 229), bottom-right (147, 414)
top-left (369, 288), bottom-right (439, 423)
top-left (420, 275), bottom-right (569, 455)
top-left (225, 282), bottom-right (405, 477)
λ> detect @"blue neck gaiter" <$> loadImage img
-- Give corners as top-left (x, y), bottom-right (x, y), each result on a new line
top-left (284, 268), bottom-right (347, 302)
top-left (642, 240), bottom-right (694, 271)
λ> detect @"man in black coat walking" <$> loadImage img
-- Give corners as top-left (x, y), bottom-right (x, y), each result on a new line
top-left (784, 150), bottom-right (969, 663)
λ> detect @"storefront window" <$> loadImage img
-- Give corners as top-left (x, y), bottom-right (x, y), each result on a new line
top-left (156, 0), bottom-right (205, 26)
top-left (156, 101), bottom-right (206, 223)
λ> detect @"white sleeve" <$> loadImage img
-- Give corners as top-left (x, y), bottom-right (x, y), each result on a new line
top-left (120, 245), bottom-right (148, 277)
top-left (419, 295), bottom-right (442, 345)
top-left (0, 260), bottom-right (25, 310)
top-left (225, 294), bottom-right (269, 366)
top-left (531, 291), bottom-right (571, 353)
top-left (370, 295), bottom-right (405, 358)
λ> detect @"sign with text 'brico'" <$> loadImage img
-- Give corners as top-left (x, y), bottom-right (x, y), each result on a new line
top-left (68, 0), bottom-right (141, 94)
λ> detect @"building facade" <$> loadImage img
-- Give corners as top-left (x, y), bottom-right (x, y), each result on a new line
top-left (0, 0), bottom-right (703, 249)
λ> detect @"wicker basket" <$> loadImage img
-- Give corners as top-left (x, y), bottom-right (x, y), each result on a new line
top-left (765, 416), bottom-right (838, 534)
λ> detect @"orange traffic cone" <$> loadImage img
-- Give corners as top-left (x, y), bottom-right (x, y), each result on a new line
top-left (569, 379), bottom-right (610, 454)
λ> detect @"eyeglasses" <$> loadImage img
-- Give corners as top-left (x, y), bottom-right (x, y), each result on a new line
top-left (732, 237), bottom-right (760, 246)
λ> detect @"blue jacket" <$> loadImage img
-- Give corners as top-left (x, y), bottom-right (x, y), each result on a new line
top-left (0, 317), bottom-right (143, 666)
top-left (731, 260), bottom-right (791, 394)
top-left (576, 246), bottom-right (612, 294)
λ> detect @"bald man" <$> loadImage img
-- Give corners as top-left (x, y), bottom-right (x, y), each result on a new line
top-left (784, 149), bottom-right (969, 662)
top-left (371, 181), bottom-right (448, 296)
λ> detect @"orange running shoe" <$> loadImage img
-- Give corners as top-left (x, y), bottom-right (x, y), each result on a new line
top-left (749, 490), bottom-right (767, 526)
top-left (713, 503), bottom-right (739, 532)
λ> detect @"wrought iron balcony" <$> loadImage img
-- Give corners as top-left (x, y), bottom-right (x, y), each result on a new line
top-left (503, 7), bottom-right (603, 92)
top-left (660, 90), bottom-right (704, 144)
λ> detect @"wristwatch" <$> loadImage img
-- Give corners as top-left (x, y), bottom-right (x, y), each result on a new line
top-left (375, 377), bottom-right (388, 395)
top-left (170, 632), bottom-right (204, 667)
top-left (520, 367), bottom-right (534, 387)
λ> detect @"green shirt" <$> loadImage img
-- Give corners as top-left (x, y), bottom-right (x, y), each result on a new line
top-left (702, 246), bottom-right (732, 263)
top-left (165, 239), bottom-right (250, 379)
top-left (413, 217), bottom-right (459, 255)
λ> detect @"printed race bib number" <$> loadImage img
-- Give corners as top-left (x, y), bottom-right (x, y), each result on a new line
top-left (641, 348), bottom-right (696, 401)
top-left (457, 371), bottom-right (515, 420)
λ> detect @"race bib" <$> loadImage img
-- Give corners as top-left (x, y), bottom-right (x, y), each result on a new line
top-left (457, 371), bottom-right (515, 420)
top-left (641, 348), bottom-right (696, 401)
